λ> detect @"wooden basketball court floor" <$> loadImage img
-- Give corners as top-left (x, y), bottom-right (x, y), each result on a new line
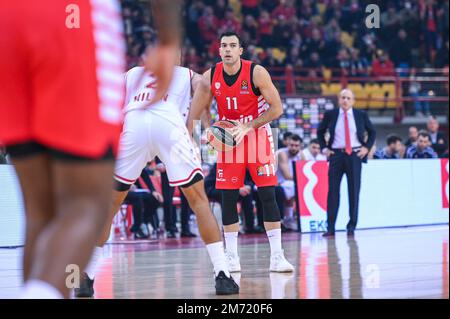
top-left (0, 225), bottom-right (448, 299)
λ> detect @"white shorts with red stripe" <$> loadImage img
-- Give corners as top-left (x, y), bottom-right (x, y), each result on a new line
top-left (114, 106), bottom-right (203, 187)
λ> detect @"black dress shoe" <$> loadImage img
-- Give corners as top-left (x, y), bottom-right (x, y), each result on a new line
top-left (181, 230), bottom-right (197, 237)
top-left (347, 230), bottom-right (355, 236)
top-left (322, 231), bottom-right (335, 237)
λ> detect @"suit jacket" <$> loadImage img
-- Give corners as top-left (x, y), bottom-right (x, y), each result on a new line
top-left (431, 131), bottom-right (448, 158)
top-left (317, 108), bottom-right (376, 163)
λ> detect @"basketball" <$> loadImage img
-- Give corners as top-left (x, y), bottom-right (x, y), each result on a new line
top-left (206, 120), bottom-right (237, 152)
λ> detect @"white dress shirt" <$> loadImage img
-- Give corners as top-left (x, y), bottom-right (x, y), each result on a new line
top-left (332, 108), bottom-right (361, 149)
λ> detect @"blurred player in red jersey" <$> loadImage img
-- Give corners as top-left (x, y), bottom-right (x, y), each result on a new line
top-left (188, 32), bottom-right (294, 273)
top-left (0, 0), bottom-right (180, 298)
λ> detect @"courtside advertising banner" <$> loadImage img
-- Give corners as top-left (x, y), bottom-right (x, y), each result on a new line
top-left (294, 159), bottom-right (449, 232)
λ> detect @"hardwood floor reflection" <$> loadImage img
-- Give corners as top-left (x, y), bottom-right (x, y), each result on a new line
top-left (0, 225), bottom-right (448, 299)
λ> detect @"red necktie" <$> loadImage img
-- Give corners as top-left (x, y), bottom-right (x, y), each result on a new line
top-left (344, 110), bottom-right (352, 155)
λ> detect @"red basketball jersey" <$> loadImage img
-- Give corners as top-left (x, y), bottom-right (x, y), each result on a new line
top-left (211, 60), bottom-right (269, 123)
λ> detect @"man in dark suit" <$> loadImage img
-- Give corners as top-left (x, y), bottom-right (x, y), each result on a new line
top-left (317, 89), bottom-right (376, 237)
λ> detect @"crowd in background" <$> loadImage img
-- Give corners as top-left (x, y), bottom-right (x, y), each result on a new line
top-left (122, 0), bottom-right (449, 74)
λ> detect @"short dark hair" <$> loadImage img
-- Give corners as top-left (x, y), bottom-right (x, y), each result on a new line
top-left (418, 130), bottom-right (431, 140)
top-left (289, 134), bottom-right (303, 143)
top-left (283, 132), bottom-right (293, 140)
top-left (219, 31), bottom-right (242, 47)
top-left (386, 134), bottom-right (402, 146)
top-left (309, 138), bottom-right (320, 145)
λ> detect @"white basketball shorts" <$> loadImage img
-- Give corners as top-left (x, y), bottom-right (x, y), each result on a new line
top-left (114, 107), bottom-right (203, 187)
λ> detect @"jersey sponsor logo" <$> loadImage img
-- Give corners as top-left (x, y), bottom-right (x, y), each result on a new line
top-left (231, 177), bottom-right (238, 183)
top-left (221, 114), bottom-right (254, 124)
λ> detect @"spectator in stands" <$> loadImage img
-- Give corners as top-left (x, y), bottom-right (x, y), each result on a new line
top-left (303, 28), bottom-right (326, 61)
top-left (374, 134), bottom-right (404, 159)
top-left (420, 0), bottom-right (439, 63)
top-left (241, 0), bottom-right (260, 19)
top-left (304, 51), bottom-right (324, 74)
top-left (389, 29), bottom-right (413, 68)
top-left (337, 48), bottom-right (352, 76)
top-left (405, 126), bottom-right (419, 148)
top-left (435, 40), bottom-right (449, 68)
top-left (409, 68), bottom-right (431, 116)
top-left (285, 47), bottom-right (303, 69)
top-left (198, 6), bottom-right (219, 45)
top-left (272, 15), bottom-right (293, 49)
top-left (349, 48), bottom-right (369, 77)
top-left (372, 50), bottom-right (395, 77)
top-left (257, 10), bottom-right (273, 48)
top-left (271, 0), bottom-right (296, 21)
top-left (427, 116), bottom-right (448, 157)
top-left (406, 131), bottom-right (438, 159)
top-left (303, 139), bottom-right (327, 161)
top-left (126, 168), bottom-right (163, 239)
top-left (219, 8), bottom-right (242, 35)
top-left (242, 14), bottom-right (258, 42)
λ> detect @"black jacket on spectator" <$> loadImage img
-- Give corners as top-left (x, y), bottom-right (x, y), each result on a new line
top-left (430, 131), bottom-right (448, 158)
top-left (317, 108), bottom-right (376, 163)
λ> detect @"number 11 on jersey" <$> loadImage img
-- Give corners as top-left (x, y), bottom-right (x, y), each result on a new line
top-left (226, 97), bottom-right (238, 110)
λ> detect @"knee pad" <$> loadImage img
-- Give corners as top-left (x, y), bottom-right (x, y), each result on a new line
top-left (221, 189), bottom-right (240, 226)
top-left (258, 186), bottom-right (281, 222)
top-left (115, 180), bottom-right (132, 192)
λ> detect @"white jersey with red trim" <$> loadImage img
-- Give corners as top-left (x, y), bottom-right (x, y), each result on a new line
top-left (124, 65), bottom-right (192, 119)
top-left (114, 66), bottom-right (202, 187)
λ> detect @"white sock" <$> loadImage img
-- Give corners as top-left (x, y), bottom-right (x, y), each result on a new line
top-left (266, 228), bottom-right (283, 256)
top-left (206, 241), bottom-right (230, 277)
top-left (20, 280), bottom-right (63, 299)
top-left (85, 246), bottom-right (103, 279)
top-left (224, 231), bottom-right (239, 256)
top-left (284, 207), bottom-right (293, 220)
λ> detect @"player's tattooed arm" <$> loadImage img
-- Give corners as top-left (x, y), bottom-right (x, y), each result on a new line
top-left (249, 65), bottom-right (283, 129)
top-left (187, 69), bottom-right (213, 135)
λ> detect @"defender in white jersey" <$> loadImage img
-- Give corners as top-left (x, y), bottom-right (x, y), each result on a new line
top-left (114, 65), bottom-right (201, 186)
top-left (81, 54), bottom-right (239, 297)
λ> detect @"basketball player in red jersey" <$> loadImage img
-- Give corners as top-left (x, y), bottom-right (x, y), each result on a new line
top-left (0, 0), bottom-right (180, 298)
top-left (188, 32), bottom-right (294, 273)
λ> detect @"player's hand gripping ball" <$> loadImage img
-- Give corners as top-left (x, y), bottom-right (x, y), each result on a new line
top-left (206, 120), bottom-right (237, 152)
